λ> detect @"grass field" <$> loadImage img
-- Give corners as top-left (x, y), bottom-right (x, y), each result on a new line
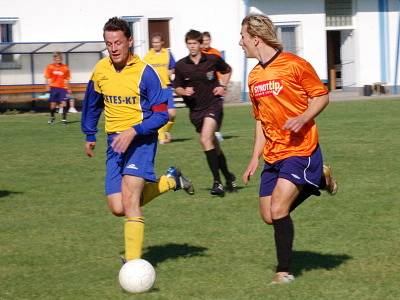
top-left (1, 99), bottom-right (399, 299)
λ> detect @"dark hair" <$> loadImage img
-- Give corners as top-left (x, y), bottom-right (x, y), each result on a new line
top-left (185, 29), bottom-right (202, 43)
top-left (151, 32), bottom-right (164, 42)
top-left (53, 51), bottom-right (62, 58)
top-left (103, 17), bottom-right (131, 39)
top-left (202, 31), bottom-right (211, 38)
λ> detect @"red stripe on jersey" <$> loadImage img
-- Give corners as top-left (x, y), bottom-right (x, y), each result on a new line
top-left (151, 103), bottom-right (167, 112)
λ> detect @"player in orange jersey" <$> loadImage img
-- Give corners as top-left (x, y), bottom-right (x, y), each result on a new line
top-left (201, 31), bottom-right (222, 57)
top-left (44, 52), bottom-right (70, 125)
top-left (240, 14), bottom-right (338, 284)
top-left (201, 32), bottom-right (224, 142)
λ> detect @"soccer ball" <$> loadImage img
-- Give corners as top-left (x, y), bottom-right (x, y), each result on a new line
top-left (118, 259), bottom-right (156, 293)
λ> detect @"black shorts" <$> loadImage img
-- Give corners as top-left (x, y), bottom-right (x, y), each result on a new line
top-left (189, 100), bottom-right (223, 133)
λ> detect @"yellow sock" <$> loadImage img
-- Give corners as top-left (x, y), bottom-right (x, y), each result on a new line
top-left (124, 217), bottom-right (145, 261)
top-left (141, 175), bottom-right (176, 206)
top-left (158, 121), bottom-right (175, 142)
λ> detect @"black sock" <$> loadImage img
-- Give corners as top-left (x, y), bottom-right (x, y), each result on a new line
top-left (205, 149), bottom-right (221, 182)
top-left (50, 109), bottom-right (56, 118)
top-left (62, 111), bottom-right (67, 120)
top-left (273, 215), bottom-right (294, 273)
top-left (319, 173), bottom-right (327, 189)
top-left (218, 151), bottom-right (231, 180)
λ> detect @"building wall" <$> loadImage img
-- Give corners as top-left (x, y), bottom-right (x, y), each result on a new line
top-left (0, 0), bottom-right (245, 85)
top-left (1, 0), bottom-right (400, 92)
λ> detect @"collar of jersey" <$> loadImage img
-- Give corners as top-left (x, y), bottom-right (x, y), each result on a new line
top-left (150, 48), bottom-right (167, 55)
top-left (107, 54), bottom-right (140, 67)
top-left (259, 50), bottom-right (281, 69)
top-left (184, 53), bottom-right (207, 64)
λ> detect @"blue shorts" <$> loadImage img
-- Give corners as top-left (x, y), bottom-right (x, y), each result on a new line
top-left (105, 133), bottom-right (158, 195)
top-left (164, 87), bottom-right (175, 109)
top-left (259, 145), bottom-right (323, 197)
top-left (49, 87), bottom-right (68, 103)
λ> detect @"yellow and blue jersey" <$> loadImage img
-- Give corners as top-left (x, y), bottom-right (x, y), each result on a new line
top-left (81, 55), bottom-right (168, 142)
top-left (143, 48), bottom-right (175, 86)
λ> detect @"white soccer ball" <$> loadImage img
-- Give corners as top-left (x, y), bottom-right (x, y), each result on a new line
top-left (118, 259), bottom-right (156, 293)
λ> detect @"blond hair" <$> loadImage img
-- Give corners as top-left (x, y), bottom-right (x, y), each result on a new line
top-left (241, 14), bottom-right (283, 50)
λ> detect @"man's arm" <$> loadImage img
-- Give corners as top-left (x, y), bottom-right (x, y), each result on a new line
top-left (81, 79), bottom-right (104, 156)
top-left (243, 120), bottom-right (266, 184)
top-left (283, 94), bottom-right (329, 133)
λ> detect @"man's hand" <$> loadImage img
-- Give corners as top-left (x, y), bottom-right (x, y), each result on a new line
top-left (283, 115), bottom-right (308, 133)
top-left (111, 128), bottom-right (136, 154)
top-left (213, 86), bottom-right (226, 96)
top-left (242, 157), bottom-right (259, 185)
top-left (85, 141), bottom-right (96, 157)
top-left (183, 87), bottom-right (195, 96)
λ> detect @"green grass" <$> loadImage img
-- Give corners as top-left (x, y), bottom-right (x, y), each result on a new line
top-left (0, 99), bottom-right (399, 299)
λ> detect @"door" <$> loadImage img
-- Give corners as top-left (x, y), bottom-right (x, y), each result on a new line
top-left (148, 19), bottom-right (170, 48)
top-left (340, 29), bottom-right (356, 89)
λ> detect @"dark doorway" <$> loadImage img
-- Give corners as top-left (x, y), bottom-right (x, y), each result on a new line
top-left (326, 30), bottom-right (341, 90)
top-left (148, 19), bottom-right (170, 49)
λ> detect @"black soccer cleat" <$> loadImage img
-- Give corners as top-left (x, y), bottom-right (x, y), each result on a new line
top-left (225, 173), bottom-right (238, 192)
top-left (166, 166), bottom-right (195, 195)
top-left (210, 181), bottom-right (225, 196)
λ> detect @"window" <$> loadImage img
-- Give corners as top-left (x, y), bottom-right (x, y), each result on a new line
top-left (0, 18), bottom-right (20, 69)
top-left (1, 23), bottom-right (13, 62)
top-left (276, 25), bottom-right (299, 54)
top-left (326, 0), bottom-right (353, 27)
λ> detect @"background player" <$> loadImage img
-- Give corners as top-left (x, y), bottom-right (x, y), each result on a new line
top-left (44, 52), bottom-right (70, 125)
top-left (144, 33), bottom-right (177, 144)
top-left (81, 17), bottom-right (194, 263)
top-left (201, 31), bottom-right (224, 142)
top-left (240, 14), bottom-right (337, 284)
top-left (174, 29), bottom-right (237, 196)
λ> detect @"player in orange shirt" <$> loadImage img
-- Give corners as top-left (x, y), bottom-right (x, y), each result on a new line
top-left (201, 31), bottom-right (222, 57)
top-left (44, 52), bottom-right (71, 125)
top-left (240, 14), bottom-right (338, 284)
top-left (202, 32), bottom-right (225, 142)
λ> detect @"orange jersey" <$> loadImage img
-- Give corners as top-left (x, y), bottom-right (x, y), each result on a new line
top-left (248, 51), bottom-right (328, 163)
top-left (201, 47), bottom-right (222, 57)
top-left (44, 63), bottom-right (70, 89)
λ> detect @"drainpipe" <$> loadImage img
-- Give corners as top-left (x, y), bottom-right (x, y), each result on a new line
top-left (379, 0), bottom-right (389, 83)
top-left (394, 4), bottom-right (400, 94)
top-left (241, 0), bottom-right (250, 102)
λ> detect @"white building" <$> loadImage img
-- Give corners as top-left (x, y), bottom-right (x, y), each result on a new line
top-left (1, 0), bottom-right (399, 98)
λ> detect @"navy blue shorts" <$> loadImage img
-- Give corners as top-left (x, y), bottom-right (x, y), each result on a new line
top-left (105, 133), bottom-right (158, 195)
top-left (49, 87), bottom-right (68, 103)
top-left (259, 145), bottom-right (323, 197)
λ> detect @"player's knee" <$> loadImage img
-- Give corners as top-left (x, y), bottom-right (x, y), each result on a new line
top-left (270, 202), bottom-right (289, 220)
top-left (261, 213), bottom-right (273, 225)
top-left (199, 136), bottom-right (213, 148)
top-left (108, 205), bottom-right (125, 217)
top-left (168, 109), bottom-right (176, 120)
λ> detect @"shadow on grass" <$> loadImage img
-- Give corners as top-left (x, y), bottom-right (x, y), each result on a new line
top-left (291, 250), bottom-right (352, 276)
top-left (170, 138), bottom-right (193, 143)
top-left (143, 243), bottom-right (208, 267)
top-left (0, 190), bottom-right (23, 198)
top-left (218, 135), bottom-right (239, 140)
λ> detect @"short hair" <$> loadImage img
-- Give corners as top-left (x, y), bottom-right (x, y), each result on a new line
top-left (185, 29), bottom-right (203, 43)
top-left (202, 31), bottom-right (211, 39)
top-left (53, 51), bottom-right (62, 58)
top-left (103, 17), bottom-right (131, 39)
top-left (241, 14), bottom-right (283, 50)
top-left (151, 32), bottom-right (164, 42)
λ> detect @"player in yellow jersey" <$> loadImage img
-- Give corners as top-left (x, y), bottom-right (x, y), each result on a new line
top-left (144, 33), bottom-right (176, 144)
top-left (81, 17), bottom-right (194, 263)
